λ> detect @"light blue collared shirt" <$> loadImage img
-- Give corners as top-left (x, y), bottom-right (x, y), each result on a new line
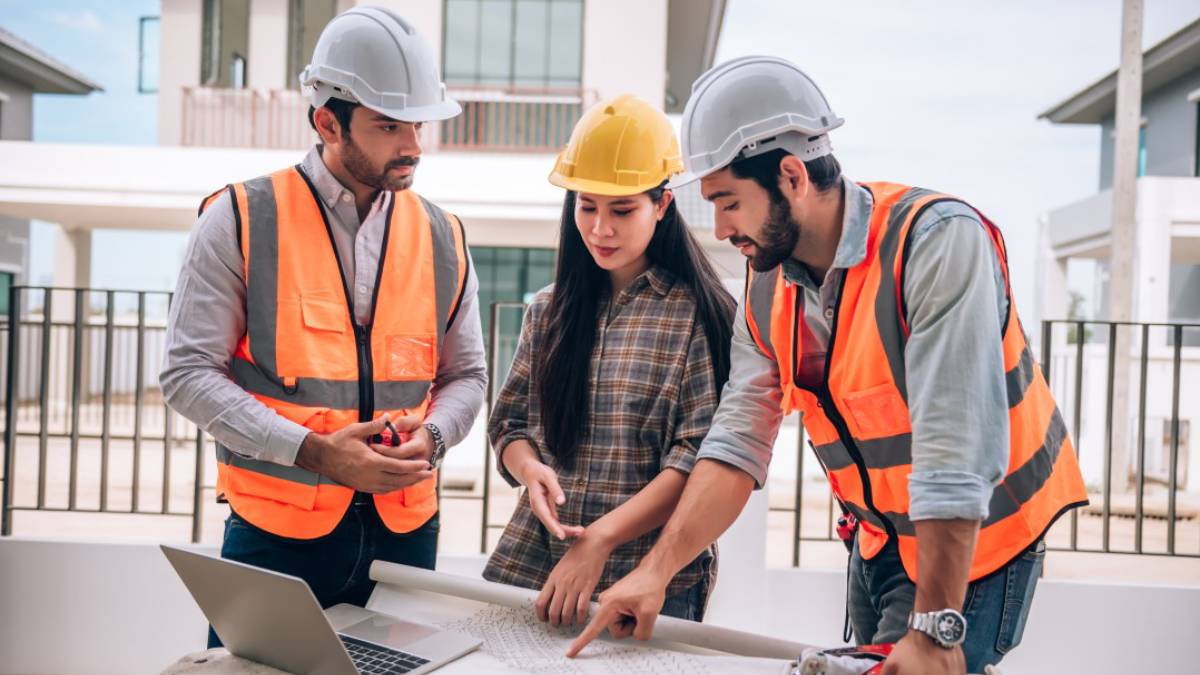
top-left (697, 176), bottom-right (1010, 522)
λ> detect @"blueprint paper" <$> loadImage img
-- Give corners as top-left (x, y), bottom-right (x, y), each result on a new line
top-left (435, 602), bottom-right (792, 675)
top-left (369, 561), bottom-right (811, 661)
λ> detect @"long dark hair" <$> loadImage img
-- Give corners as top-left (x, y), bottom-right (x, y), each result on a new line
top-left (537, 186), bottom-right (736, 469)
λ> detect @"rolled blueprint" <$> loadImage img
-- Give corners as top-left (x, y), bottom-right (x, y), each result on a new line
top-left (369, 560), bottom-right (814, 661)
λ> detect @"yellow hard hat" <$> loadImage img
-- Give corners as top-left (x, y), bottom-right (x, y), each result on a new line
top-left (549, 94), bottom-right (683, 196)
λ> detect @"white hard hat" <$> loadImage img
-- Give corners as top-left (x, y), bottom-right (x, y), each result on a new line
top-left (300, 6), bottom-right (461, 123)
top-left (668, 56), bottom-right (843, 188)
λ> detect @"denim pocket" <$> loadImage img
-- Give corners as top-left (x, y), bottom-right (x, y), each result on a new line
top-left (996, 539), bottom-right (1045, 654)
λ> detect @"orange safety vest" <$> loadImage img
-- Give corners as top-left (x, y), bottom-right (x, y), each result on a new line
top-left (198, 165), bottom-right (468, 539)
top-left (745, 182), bottom-right (1088, 582)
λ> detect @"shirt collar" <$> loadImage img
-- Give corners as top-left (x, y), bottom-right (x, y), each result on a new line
top-left (611, 265), bottom-right (675, 302)
top-left (781, 176), bottom-right (873, 285)
top-left (300, 145), bottom-right (387, 214)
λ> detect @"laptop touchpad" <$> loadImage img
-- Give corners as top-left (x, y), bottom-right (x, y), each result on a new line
top-left (340, 614), bottom-right (440, 649)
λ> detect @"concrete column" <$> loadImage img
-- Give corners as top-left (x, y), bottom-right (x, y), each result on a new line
top-left (248, 0), bottom-right (289, 90)
top-left (1035, 214), bottom-right (1070, 331)
top-left (52, 227), bottom-right (91, 288)
top-left (1132, 178), bottom-right (1172, 324)
top-left (158, 0), bottom-right (204, 146)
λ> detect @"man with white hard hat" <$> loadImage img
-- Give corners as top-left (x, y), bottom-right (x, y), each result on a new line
top-left (161, 7), bottom-right (486, 647)
top-left (570, 56), bottom-right (1087, 675)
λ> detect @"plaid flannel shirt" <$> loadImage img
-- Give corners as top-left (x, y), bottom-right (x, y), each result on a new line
top-left (483, 266), bottom-right (721, 600)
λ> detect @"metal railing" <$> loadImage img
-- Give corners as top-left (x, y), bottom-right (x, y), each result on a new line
top-left (438, 86), bottom-right (598, 153)
top-left (180, 85), bottom-right (597, 153)
top-left (1039, 320), bottom-right (1199, 557)
top-left (0, 287), bottom-right (207, 541)
top-left (3, 294), bottom-right (1196, 564)
top-left (181, 87), bottom-right (318, 150)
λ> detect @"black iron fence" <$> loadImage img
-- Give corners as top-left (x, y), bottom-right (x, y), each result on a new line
top-left (1, 287), bottom-right (1196, 564)
top-left (0, 287), bottom-right (205, 541)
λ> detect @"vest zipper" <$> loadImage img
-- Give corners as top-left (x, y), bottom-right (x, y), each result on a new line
top-left (295, 165), bottom-right (388, 425)
top-left (795, 274), bottom-right (898, 542)
top-left (355, 324), bottom-right (374, 423)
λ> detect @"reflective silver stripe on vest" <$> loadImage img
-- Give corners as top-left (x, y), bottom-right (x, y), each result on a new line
top-left (874, 187), bottom-right (944, 401)
top-left (982, 407), bottom-right (1069, 528)
top-left (215, 444), bottom-right (342, 486)
top-left (843, 408), bottom-right (1071, 539)
top-left (813, 434), bottom-right (913, 472)
top-left (243, 176), bottom-right (280, 376)
top-left (1005, 346), bottom-right (1036, 410)
top-left (420, 195), bottom-right (462, 357)
top-left (231, 357), bottom-right (431, 410)
top-left (746, 266), bottom-right (779, 361)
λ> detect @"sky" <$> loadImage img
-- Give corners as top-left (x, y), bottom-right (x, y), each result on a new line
top-left (1, 0), bottom-right (1199, 317)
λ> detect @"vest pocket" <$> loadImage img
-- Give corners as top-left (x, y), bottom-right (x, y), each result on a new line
top-left (300, 294), bottom-right (348, 333)
top-left (227, 465), bottom-right (319, 511)
top-left (386, 334), bottom-right (437, 379)
top-left (840, 383), bottom-right (912, 440)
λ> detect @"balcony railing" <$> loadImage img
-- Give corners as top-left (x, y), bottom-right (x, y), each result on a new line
top-left (180, 85), bottom-right (597, 153)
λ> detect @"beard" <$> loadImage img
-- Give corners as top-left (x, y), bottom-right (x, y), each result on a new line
top-left (342, 135), bottom-right (419, 192)
top-left (734, 194), bottom-right (801, 272)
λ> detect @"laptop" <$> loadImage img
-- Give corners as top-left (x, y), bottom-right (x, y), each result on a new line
top-left (162, 546), bottom-right (482, 675)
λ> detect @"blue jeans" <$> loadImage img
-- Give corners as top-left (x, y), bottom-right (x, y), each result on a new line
top-left (207, 496), bottom-right (440, 648)
top-left (847, 537), bottom-right (1045, 673)
top-left (659, 581), bottom-right (708, 622)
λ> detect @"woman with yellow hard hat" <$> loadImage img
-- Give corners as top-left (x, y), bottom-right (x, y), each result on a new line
top-left (483, 94), bottom-right (735, 626)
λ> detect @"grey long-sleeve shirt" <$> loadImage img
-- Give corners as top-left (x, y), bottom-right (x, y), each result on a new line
top-left (697, 177), bottom-right (1010, 522)
top-left (161, 147), bottom-right (487, 466)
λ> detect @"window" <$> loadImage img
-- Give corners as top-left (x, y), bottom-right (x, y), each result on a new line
top-left (470, 247), bottom-right (556, 383)
top-left (1195, 103), bottom-right (1199, 177)
top-left (1137, 125), bottom-right (1147, 177)
top-left (287, 0), bottom-right (339, 88)
top-left (138, 17), bottom-right (160, 94)
top-left (0, 271), bottom-right (13, 319)
top-left (443, 0), bottom-right (583, 88)
top-left (231, 54), bottom-right (247, 89)
top-left (201, 0), bottom-right (250, 87)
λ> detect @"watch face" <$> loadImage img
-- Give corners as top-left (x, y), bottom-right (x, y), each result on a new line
top-left (935, 611), bottom-right (966, 645)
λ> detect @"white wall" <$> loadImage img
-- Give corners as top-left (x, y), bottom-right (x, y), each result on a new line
top-left (2, 536), bottom-right (1196, 675)
top-left (248, 0), bottom-right (290, 91)
top-left (582, 0), bottom-right (668, 105)
top-left (158, 0), bottom-right (203, 147)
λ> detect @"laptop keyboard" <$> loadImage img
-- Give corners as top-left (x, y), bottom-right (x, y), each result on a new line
top-left (340, 634), bottom-right (431, 674)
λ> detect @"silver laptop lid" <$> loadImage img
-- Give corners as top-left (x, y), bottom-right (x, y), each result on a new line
top-left (161, 545), bottom-right (358, 675)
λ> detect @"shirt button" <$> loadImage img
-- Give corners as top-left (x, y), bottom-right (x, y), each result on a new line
top-left (824, 307), bottom-right (834, 320)
top-left (341, 193), bottom-right (353, 203)
top-left (575, 478), bottom-right (585, 487)
top-left (358, 285), bottom-right (368, 294)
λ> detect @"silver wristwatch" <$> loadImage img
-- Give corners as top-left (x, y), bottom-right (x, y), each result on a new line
top-left (907, 609), bottom-right (967, 649)
top-left (424, 423), bottom-right (447, 467)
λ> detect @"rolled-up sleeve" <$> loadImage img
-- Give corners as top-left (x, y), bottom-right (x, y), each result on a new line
top-left (695, 299), bottom-right (784, 488)
top-left (904, 203), bottom-right (1010, 522)
top-left (486, 292), bottom-right (545, 487)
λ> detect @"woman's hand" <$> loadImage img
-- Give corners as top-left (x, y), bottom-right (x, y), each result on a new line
top-left (518, 460), bottom-right (585, 541)
top-left (536, 531), bottom-right (614, 627)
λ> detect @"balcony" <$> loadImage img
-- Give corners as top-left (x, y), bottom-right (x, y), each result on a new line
top-left (179, 85), bottom-right (598, 153)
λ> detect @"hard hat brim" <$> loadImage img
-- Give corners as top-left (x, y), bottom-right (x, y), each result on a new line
top-left (665, 168), bottom-right (711, 190)
top-left (549, 170), bottom-right (672, 197)
top-left (358, 98), bottom-right (463, 124)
